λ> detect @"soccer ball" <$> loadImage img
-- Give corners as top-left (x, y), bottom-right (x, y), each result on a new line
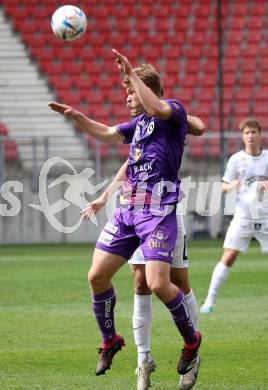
top-left (51, 5), bottom-right (87, 41)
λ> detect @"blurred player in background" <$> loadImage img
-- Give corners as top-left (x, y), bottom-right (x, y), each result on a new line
top-left (200, 118), bottom-right (268, 313)
top-left (81, 114), bottom-right (205, 390)
top-left (49, 49), bottom-right (202, 387)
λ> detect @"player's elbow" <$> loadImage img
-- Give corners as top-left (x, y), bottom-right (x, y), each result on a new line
top-left (104, 127), bottom-right (122, 144)
top-left (146, 107), bottom-right (170, 120)
top-left (196, 122), bottom-right (206, 136)
top-left (145, 106), bottom-right (160, 118)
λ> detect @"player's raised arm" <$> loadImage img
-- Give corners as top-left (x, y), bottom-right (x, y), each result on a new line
top-left (112, 48), bottom-right (171, 120)
top-left (81, 160), bottom-right (128, 219)
top-left (187, 115), bottom-right (206, 136)
top-left (48, 102), bottom-right (122, 144)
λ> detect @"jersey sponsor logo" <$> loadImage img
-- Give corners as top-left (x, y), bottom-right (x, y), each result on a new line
top-left (147, 121), bottom-right (155, 135)
top-left (157, 251), bottom-right (169, 257)
top-left (105, 222), bottom-right (118, 234)
top-left (98, 231), bottom-right (114, 245)
top-left (240, 156), bottom-right (248, 165)
top-left (134, 162), bottom-right (152, 174)
top-left (105, 299), bottom-right (112, 318)
top-left (147, 238), bottom-right (170, 250)
top-left (182, 297), bottom-right (193, 327)
top-left (254, 223), bottom-right (262, 231)
top-left (152, 226), bottom-right (168, 241)
top-left (134, 120), bottom-right (154, 140)
top-left (105, 319), bottom-right (112, 328)
top-left (137, 119), bottom-right (146, 129)
top-left (133, 147), bottom-right (142, 161)
top-left (134, 120), bottom-right (145, 140)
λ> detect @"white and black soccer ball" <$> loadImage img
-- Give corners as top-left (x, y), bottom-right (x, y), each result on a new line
top-left (51, 5), bottom-right (87, 41)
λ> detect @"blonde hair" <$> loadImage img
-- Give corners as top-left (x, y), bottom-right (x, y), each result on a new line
top-left (123, 63), bottom-right (163, 97)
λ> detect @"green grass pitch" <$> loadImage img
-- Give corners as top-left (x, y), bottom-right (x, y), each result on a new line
top-left (0, 240), bottom-right (267, 389)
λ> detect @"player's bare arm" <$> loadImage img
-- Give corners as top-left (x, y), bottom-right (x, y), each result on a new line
top-left (222, 179), bottom-right (240, 193)
top-left (48, 102), bottom-right (121, 144)
top-left (81, 160), bottom-right (128, 219)
top-left (187, 115), bottom-right (206, 136)
top-left (112, 48), bottom-right (171, 120)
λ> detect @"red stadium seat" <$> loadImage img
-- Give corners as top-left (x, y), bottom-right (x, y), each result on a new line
top-left (249, 16), bottom-right (263, 30)
top-left (117, 144), bottom-right (130, 160)
top-left (225, 44), bottom-right (241, 58)
top-left (223, 57), bottom-right (238, 72)
top-left (223, 72), bottom-right (237, 87)
top-left (86, 136), bottom-right (109, 159)
top-left (226, 138), bottom-right (241, 155)
top-left (4, 140), bottom-right (18, 162)
top-left (188, 138), bottom-right (206, 159)
top-left (0, 123), bottom-right (8, 136)
top-left (185, 60), bottom-right (199, 74)
top-left (207, 139), bottom-right (220, 158)
top-left (228, 29), bottom-right (244, 45)
top-left (0, 121), bottom-right (19, 161)
top-left (239, 71), bottom-right (257, 86)
top-left (177, 87), bottom-right (194, 105)
top-left (253, 102), bottom-right (267, 116)
top-left (240, 58), bottom-right (258, 72)
top-left (233, 101), bottom-right (252, 116)
top-left (180, 74), bottom-right (198, 88)
top-left (241, 43), bottom-right (259, 58)
top-left (253, 88), bottom-right (268, 102)
top-left (200, 87), bottom-right (214, 102)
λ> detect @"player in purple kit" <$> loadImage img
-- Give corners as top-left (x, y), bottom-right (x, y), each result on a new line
top-left (48, 48), bottom-right (202, 381)
top-left (81, 110), bottom-right (205, 390)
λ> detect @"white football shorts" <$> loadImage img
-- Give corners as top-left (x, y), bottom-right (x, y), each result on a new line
top-left (128, 213), bottom-right (188, 268)
top-left (224, 216), bottom-right (268, 253)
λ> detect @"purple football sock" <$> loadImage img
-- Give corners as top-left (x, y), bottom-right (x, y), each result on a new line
top-left (92, 286), bottom-right (116, 344)
top-left (165, 290), bottom-right (196, 344)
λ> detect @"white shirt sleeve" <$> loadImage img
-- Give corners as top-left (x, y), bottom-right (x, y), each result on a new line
top-left (222, 154), bottom-right (238, 183)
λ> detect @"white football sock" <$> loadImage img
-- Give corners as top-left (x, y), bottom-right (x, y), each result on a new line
top-left (132, 294), bottom-right (153, 367)
top-left (185, 289), bottom-right (199, 329)
top-left (205, 262), bottom-right (230, 306)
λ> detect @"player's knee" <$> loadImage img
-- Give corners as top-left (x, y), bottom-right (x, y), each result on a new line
top-left (222, 249), bottom-right (239, 266)
top-left (88, 269), bottom-right (105, 289)
top-left (135, 280), bottom-right (151, 295)
top-left (132, 265), bottom-right (150, 294)
top-left (147, 279), bottom-right (165, 296)
top-left (133, 274), bottom-right (150, 294)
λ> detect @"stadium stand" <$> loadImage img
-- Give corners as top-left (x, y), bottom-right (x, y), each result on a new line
top-left (1, 0), bottom-right (268, 160)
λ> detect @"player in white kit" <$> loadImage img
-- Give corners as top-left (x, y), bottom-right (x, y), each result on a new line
top-left (200, 118), bottom-right (268, 313)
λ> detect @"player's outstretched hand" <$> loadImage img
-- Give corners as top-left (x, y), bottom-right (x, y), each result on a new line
top-left (48, 102), bottom-right (78, 118)
top-left (80, 195), bottom-right (107, 220)
top-left (112, 48), bottom-right (132, 75)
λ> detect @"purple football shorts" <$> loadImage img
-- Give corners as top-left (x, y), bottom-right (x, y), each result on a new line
top-left (96, 204), bottom-right (178, 264)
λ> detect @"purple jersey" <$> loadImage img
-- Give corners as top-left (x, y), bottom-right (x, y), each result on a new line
top-left (116, 99), bottom-right (187, 205)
